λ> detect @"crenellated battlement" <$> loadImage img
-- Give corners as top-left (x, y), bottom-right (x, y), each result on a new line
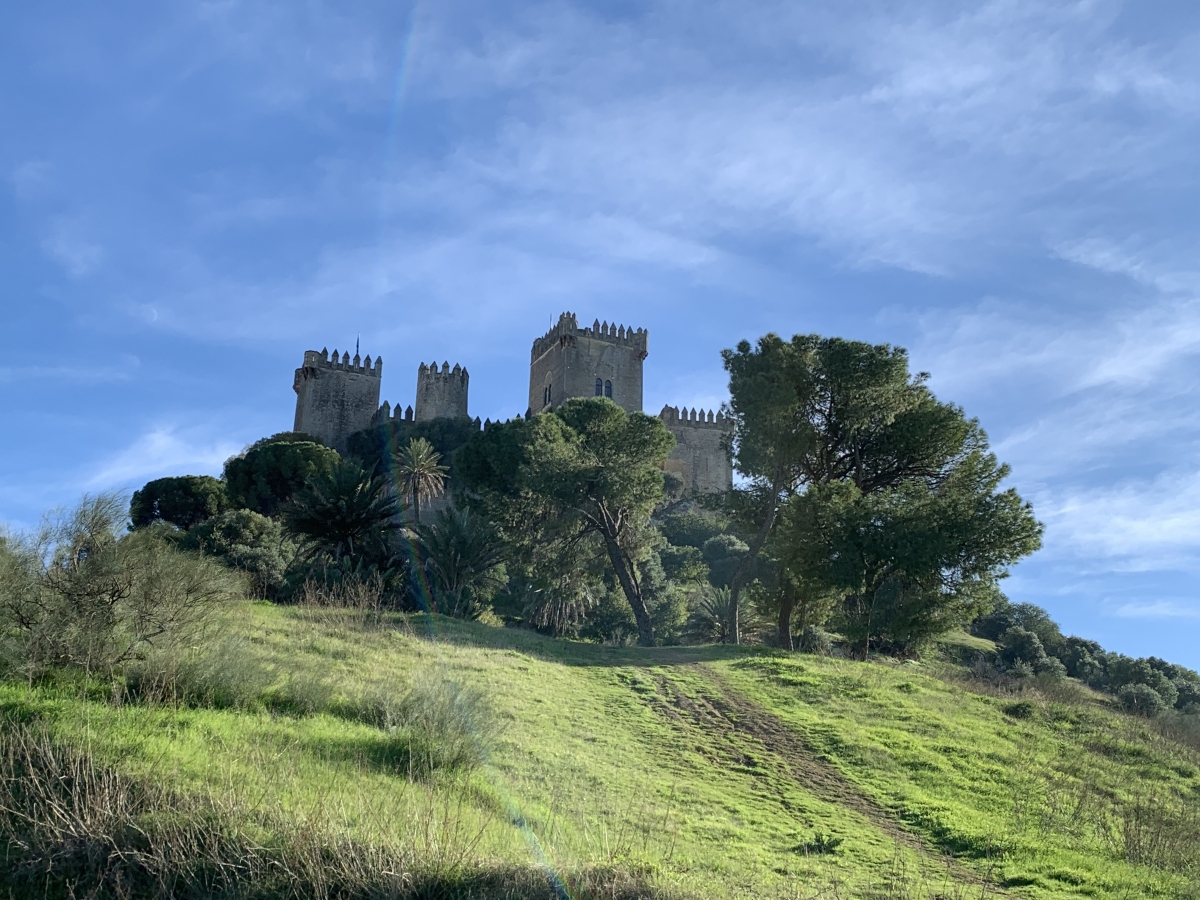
top-left (530, 312), bottom-right (648, 363)
top-left (300, 347), bottom-right (382, 377)
top-left (417, 360), bottom-right (469, 382)
top-left (658, 405), bottom-right (730, 429)
top-left (415, 361), bottom-right (470, 422)
top-left (292, 347), bottom-right (382, 452)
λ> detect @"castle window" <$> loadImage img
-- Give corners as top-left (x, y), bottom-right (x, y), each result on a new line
top-left (604, 380), bottom-right (612, 398)
top-left (547, 383), bottom-right (552, 405)
top-left (595, 378), bottom-right (603, 396)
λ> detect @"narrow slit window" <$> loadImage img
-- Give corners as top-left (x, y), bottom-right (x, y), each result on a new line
top-left (604, 380), bottom-right (612, 398)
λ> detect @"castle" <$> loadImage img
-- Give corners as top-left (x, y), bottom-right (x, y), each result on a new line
top-left (293, 312), bottom-right (733, 495)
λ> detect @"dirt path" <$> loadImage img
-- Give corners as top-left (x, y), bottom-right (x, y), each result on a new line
top-left (641, 663), bottom-right (1006, 896)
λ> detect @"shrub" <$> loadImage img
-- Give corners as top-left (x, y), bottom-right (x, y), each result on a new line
top-left (0, 494), bottom-right (239, 678)
top-left (182, 509), bottom-right (297, 599)
top-left (701, 534), bottom-right (749, 588)
top-left (658, 512), bottom-right (727, 550)
top-left (797, 625), bottom-right (833, 656)
top-left (356, 675), bottom-right (501, 777)
top-left (126, 638), bottom-right (273, 710)
top-left (415, 507), bottom-right (505, 620)
top-left (130, 475), bottom-right (228, 530)
top-left (1119, 683), bottom-right (1168, 718)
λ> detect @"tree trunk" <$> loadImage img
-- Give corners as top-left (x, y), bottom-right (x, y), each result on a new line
top-left (602, 531), bottom-right (655, 646)
top-left (727, 471), bottom-right (788, 645)
top-left (777, 581), bottom-right (796, 651)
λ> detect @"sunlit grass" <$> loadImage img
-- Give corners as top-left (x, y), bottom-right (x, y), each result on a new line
top-left (2, 600), bottom-right (1197, 898)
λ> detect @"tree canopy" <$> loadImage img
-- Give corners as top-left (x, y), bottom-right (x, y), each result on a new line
top-left (223, 433), bottom-right (340, 517)
top-left (724, 334), bottom-right (1041, 651)
top-left (130, 475), bottom-right (228, 530)
top-left (457, 398), bottom-right (674, 645)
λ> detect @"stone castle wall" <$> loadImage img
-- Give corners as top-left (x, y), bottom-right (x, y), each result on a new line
top-left (415, 361), bottom-right (469, 422)
top-left (293, 348), bottom-right (382, 452)
top-left (292, 315), bottom-right (731, 497)
top-left (659, 406), bottom-right (734, 496)
top-left (528, 313), bottom-right (648, 415)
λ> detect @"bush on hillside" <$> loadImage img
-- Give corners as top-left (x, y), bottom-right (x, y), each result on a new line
top-left (223, 433), bottom-right (340, 517)
top-left (658, 511), bottom-right (728, 550)
top-left (1119, 683), bottom-right (1169, 718)
top-left (796, 624), bottom-right (834, 656)
top-left (130, 475), bottom-right (228, 530)
top-left (182, 509), bottom-right (297, 599)
top-left (997, 627), bottom-right (1066, 680)
top-left (0, 494), bottom-right (238, 678)
top-left (972, 599), bottom-right (1065, 658)
top-left (284, 458), bottom-right (401, 581)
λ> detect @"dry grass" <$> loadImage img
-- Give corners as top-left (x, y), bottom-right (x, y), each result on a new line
top-left (0, 725), bottom-right (682, 900)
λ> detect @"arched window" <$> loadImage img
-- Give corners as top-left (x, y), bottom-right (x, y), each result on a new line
top-left (604, 380), bottom-right (612, 398)
top-left (595, 378), bottom-right (603, 396)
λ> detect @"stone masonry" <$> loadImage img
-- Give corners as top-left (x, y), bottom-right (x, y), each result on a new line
top-left (528, 313), bottom-right (648, 416)
top-left (293, 312), bottom-right (733, 496)
top-left (292, 349), bottom-right (382, 453)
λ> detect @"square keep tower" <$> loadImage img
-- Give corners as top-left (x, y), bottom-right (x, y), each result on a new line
top-left (528, 312), bottom-right (648, 415)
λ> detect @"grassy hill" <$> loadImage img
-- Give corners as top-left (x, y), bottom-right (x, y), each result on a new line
top-left (2, 601), bottom-right (1198, 899)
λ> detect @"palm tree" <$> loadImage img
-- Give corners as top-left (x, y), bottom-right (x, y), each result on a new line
top-left (395, 437), bottom-right (448, 524)
top-left (415, 507), bottom-right (504, 619)
top-left (284, 458), bottom-right (400, 564)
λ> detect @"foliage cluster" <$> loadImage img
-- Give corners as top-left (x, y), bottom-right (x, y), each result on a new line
top-left (970, 597), bottom-right (1199, 717)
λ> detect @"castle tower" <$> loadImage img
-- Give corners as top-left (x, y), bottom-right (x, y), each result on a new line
top-left (415, 361), bottom-right (470, 422)
top-left (293, 348), bottom-right (383, 452)
top-left (528, 312), bottom-right (648, 415)
top-left (658, 405), bottom-right (734, 496)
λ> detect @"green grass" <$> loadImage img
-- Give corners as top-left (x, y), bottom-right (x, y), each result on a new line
top-left (2, 601), bottom-right (1198, 899)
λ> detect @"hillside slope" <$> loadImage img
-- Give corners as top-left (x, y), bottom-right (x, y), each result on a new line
top-left (2, 602), bottom-right (1198, 899)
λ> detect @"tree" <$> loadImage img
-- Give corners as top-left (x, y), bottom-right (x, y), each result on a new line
top-left (130, 475), bottom-right (228, 530)
top-left (395, 437), bottom-right (449, 524)
top-left (972, 600), bottom-right (1065, 658)
top-left (224, 433), bottom-right (340, 517)
top-left (415, 506), bottom-right (505, 619)
top-left (779, 449), bottom-right (1042, 653)
top-left (726, 334), bottom-right (1040, 652)
top-left (457, 398), bottom-right (675, 646)
top-left (283, 458), bottom-right (400, 569)
top-left (721, 336), bottom-right (818, 643)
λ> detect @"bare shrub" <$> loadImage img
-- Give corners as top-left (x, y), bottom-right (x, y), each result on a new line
top-left (0, 726), bottom-right (678, 900)
top-left (0, 494), bottom-right (238, 680)
top-left (125, 637), bottom-right (273, 710)
top-left (1095, 790), bottom-right (1200, 875)
top-left (354, 674), bottom-right (502, 777)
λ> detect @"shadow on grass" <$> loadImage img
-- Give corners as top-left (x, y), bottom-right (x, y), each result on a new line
top-left (323, 608), bottom-right (768, 669)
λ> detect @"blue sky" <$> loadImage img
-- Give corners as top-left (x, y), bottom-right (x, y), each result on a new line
top-left (2, 1), bottom-right (1197, 667)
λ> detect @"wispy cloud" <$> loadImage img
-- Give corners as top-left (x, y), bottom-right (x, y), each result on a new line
top-left (0, 356), bottom-right (140, 385)
top-left (1112, 601), bottom-right (1200, 621)
top-left (41, 217), bottom-right (104, 277)
top-left (86, 426), bottom-right (242, 490)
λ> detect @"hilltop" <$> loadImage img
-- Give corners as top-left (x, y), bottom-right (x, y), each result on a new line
top-left (2, 601), bottom-right (1197, 899)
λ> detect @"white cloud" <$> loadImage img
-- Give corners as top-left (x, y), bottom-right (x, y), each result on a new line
top-left (1111, 600), bottom-right (1200, 620)
top-left (86, 426), bottom-right (242, 490)
top-left (1038, 469), bottom-right (1200, 572)
top-left (41, 218), bottom-right (104, 277)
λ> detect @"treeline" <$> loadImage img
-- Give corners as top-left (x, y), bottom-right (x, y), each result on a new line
top-left (100, 332), bottom-right (1195, 704)
top-left (972, 599), bottom-right (1200, 716)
